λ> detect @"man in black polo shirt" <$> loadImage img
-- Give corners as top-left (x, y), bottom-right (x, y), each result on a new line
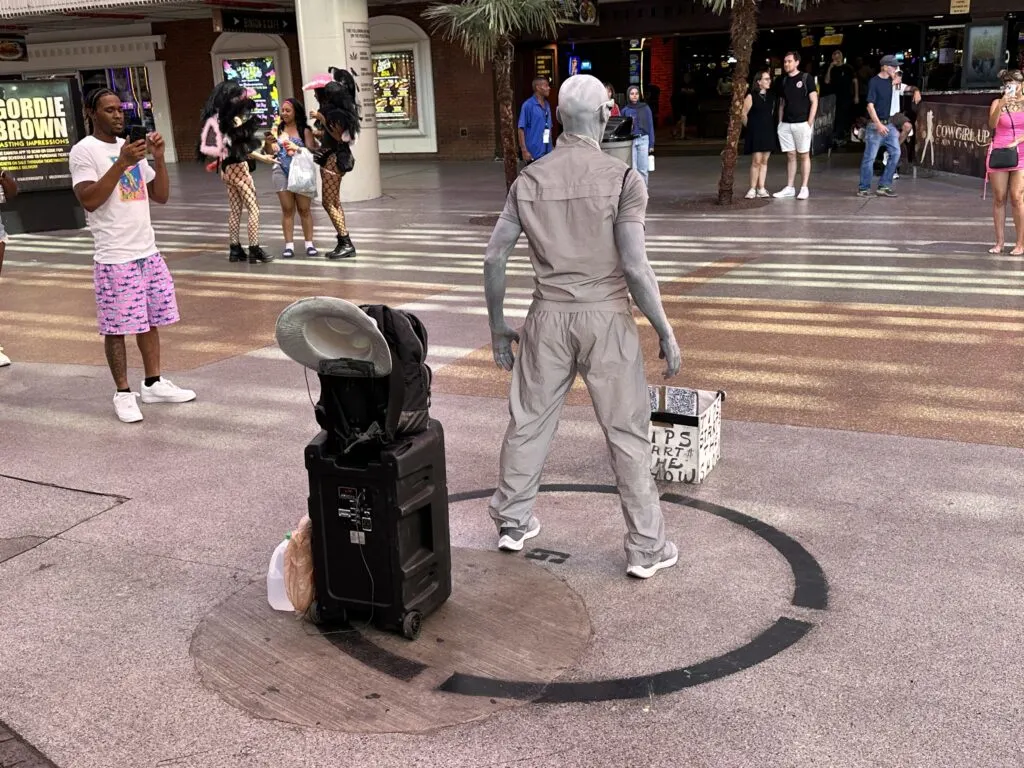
top-left (774, 51), bottom-right (818, 200)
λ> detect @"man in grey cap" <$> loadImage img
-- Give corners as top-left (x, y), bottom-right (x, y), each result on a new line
top-left (858, 54), bottom-right (903, 197)
top-left (482, 73), bottom-right (681, 579)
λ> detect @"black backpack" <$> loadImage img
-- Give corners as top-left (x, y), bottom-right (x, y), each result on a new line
top-left (314, 305), bottom-right (432, 454)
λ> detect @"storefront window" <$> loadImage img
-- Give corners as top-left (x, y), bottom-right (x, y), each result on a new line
top-left (373, 51), bottom-right (418, 130)
top-left (81, 66), bottom-right (155, 130)
top-left (924, 25), bottom-right (965, 91)
top-left (222, 57), bottom-right (279, 128)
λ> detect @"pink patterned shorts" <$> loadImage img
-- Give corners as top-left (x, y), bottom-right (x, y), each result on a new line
top-left (93, 254), bottom-right (180, 336)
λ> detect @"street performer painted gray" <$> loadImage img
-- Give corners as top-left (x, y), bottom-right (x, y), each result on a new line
top-left (483, 74), bottom-right (682, 580)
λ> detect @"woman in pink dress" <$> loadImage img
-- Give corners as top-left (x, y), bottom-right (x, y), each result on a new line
top-left (987, 69), bottom-right (1024, 254)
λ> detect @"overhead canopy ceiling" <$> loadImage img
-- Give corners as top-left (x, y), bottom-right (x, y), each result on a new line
top-left (0, 0), bottom-right (428, 33)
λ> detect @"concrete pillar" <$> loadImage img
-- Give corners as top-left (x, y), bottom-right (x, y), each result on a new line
top-left (294, 0), bottom-right (381, 202)
top-left (145, 60), bottom-right (177, 164)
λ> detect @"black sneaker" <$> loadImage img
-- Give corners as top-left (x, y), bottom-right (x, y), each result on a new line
top-left (228, 244), bottom-right (246, 262)
top-left (856, 189), bottom-right (873, 197)
top-left (326, 234), bottom-right (356, 260)
top-left (248, 245), bottom-right (275, 263)
top-left (876, 187), bottom-right (898, 198)
top-left (497, 517), bottom-right (541, 552)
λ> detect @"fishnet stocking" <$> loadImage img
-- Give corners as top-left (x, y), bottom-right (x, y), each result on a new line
top-left (222, 162), bottom-right (260, 245)
top-left (320, 154), bottom-right (348, 236)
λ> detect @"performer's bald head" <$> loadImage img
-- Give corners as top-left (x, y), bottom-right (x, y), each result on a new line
top-left (556, 74), bottom-right (611, 141)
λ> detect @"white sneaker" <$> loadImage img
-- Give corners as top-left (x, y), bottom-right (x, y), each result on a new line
top-left (744, 188), bottom-right (757, 199)
top-left (113, 392), bottom-right (143, 423)
top-left (626, 542), bottom-right (679, 580)
top-left (773, 186), bottom-right (797, 198)
top-left (140, 377), bottom-right (197, 404)
top-left (497, 517), bottom-right (541, 552)
top-left (0, 346), bottom-right (9, 367)
top-left (797, 186), bottom-right (810, 200)
top-left (756, 188), bottom-right (770, 198)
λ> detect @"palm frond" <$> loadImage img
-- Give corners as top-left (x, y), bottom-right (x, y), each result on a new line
top-left (423, 0), bottom-right (561, 70)
top-left (701, 0), bottom-right (817, 12)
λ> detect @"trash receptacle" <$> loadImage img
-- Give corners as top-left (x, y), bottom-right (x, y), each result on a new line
top-left (601, 139), bottom-right (633, 168)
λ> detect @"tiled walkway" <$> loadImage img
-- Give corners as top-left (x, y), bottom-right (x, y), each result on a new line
top-left (0, 156), bottom-right (1022, 767)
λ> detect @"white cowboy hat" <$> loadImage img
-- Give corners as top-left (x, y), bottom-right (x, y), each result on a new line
top-left (275, 297), bottom-right (392, 375)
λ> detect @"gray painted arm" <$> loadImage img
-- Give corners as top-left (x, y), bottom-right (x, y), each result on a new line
top-left (614, 220), bottom-right (681, 379)
top-left (483, 218), bottom-right (523, 371)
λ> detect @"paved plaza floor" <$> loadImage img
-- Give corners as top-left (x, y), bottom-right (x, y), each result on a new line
top-left (0, 155), bottom-right (1022, 767)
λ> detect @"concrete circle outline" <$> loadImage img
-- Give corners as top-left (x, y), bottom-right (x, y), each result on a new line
top-left (431, 483), bottom-right (829, 703)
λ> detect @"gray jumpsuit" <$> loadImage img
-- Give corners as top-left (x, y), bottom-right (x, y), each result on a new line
top-left (488, 134), bottom-right (667, 567)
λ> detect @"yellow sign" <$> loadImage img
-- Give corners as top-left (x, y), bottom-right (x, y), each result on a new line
top-left (950, 0), bottom-right (970, 14)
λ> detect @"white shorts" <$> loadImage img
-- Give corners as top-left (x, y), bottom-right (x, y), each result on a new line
top-left (778, 122), bottom-right (813, 154)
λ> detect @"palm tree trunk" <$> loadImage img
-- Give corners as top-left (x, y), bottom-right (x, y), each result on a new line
top-left (495, 36), bottom-right (518, 192)
top-left (718, 0), bottom-right (758, 205)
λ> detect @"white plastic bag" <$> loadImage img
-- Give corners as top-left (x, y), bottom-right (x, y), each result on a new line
top-left (267, 534), bottom-right (295, 612)
top-left (287, 148), bottom-right (318, 199)
top-left (648, 153), bottom-right (656, 172)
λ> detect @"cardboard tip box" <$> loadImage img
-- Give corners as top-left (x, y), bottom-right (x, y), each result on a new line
top-left (648, 385), bottom-right (725, 485)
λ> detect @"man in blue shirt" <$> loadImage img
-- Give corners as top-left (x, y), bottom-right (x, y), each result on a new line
top-left (858, 54), bottom-right (903, 197)
top-left (518, 77), bottom-right (553, 164)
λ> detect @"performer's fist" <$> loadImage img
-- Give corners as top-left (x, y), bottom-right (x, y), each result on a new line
top-left (491, 324), bottom-right (521, 372)
top-left (147, 132), bottom-right (166, 159)
top-left (658, 334), bottom-right (681, 379)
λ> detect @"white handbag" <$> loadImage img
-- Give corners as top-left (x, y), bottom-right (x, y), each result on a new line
top-left (648, 153), bottom-right (656, 172)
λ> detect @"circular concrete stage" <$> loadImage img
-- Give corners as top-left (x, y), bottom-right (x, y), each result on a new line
top-left (191, 547), bottom-right (592, 733)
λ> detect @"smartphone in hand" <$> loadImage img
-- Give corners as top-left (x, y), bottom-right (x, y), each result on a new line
top-left (128, 125), bottom-right (148, 144)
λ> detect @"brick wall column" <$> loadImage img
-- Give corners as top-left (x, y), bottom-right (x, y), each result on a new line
top-left (649, 37), bottom-right (675, 127)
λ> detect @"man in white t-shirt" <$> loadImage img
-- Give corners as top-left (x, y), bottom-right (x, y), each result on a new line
top-left (70, 87), bottom-right (196, 423)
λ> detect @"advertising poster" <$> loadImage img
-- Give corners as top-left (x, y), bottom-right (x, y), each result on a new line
top-left (0, 35), bottom-right (28, 62)
top-left (0, 78), bottom-right (82, 192)
top-left (534, 52), bottom-right (554, 82)
top-left (222, 57), bottom-right (279, 128)
top-left (962, 24), bottom-right (1004, 89)
top-left (811, 94), bottom-right (836, 156)
top-left (343, 22), bottom-right (377, 130)
top-left (373, 51), bottom-right (417, 130)
top-left (915, 102), bottom-right (991, 178)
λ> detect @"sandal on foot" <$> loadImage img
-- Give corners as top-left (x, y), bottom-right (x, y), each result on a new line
top-left (281, 247), bottom-right (295, 259)
top-left (989, 245), bottom-right (1004, 254)
top-left (306, 245), bottom-right (319, 257)
top-left (1012, 246), bottom-right (1024, 256)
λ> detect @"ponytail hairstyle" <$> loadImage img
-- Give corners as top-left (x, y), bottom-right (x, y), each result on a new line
top-left (84, 87), bottom-right (117, 134)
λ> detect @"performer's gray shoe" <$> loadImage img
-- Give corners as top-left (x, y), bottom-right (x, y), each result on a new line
top-left (626, 542), bottom-right (679, 580)
top-left (497, 517), bottom-right (541, 552)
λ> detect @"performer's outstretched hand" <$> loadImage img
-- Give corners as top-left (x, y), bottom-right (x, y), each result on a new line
top-left (658, 334), bottom-right (681, 379)
top-left (491, 324), bottom-right (520, 371)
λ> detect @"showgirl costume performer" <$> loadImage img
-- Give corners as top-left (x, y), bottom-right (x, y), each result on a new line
top-left (198, 81), bottom-right (276, 264)
top-left (308, 67), bottom-right (360, 260)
